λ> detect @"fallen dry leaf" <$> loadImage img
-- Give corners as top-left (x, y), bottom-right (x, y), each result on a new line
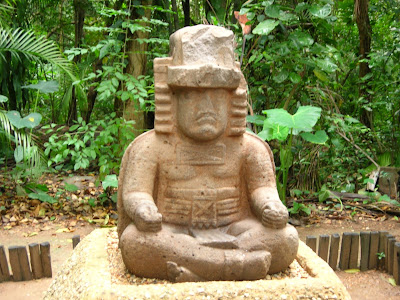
top-left (56, 228), bottom-right (71, 233)
top-left (234, 11), bottom-right (251, 35)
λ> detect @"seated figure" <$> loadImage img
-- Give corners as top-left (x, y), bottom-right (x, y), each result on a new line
top-left (117, 25), bottom-right (299, 282)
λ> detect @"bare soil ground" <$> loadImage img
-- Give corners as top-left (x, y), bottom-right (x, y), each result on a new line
top-left (0, 221), bottom-right (95, 300)
top-left (1, 217), bottom-right (400, 299)
top-left (297, 218), bottom-right (400, 300)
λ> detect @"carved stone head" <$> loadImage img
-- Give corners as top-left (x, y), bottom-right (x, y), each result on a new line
top-left (153, 25), bottom-right (248, 138)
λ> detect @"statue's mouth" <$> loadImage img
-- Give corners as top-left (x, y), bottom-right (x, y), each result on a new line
top-left (196, 113), bottom-right (216, 124)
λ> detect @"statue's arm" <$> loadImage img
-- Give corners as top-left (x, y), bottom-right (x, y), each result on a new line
top-left (121, 141), bottom-right (162, 232)
top-left (245, 135), bottom-right (288, 229)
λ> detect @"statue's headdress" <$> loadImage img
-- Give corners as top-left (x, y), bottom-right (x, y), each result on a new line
top-left (154, 25), bottom-right (247, 136)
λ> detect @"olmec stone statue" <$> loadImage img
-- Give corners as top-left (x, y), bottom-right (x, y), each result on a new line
top-left (117, 25), bottom-right (299, 282)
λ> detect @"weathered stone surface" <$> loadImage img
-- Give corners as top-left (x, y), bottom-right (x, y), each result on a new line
top-left (44, 229), bottom-right (351, 300)
top-left (377, 167), bottom-right (400, 198)
top-left (117, 25), bottom-right (299, 282)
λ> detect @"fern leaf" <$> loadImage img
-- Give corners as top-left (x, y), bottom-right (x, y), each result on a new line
top-left (0, 109), bottom-right (44, 168)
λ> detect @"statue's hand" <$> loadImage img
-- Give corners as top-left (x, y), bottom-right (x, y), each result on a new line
top-left (262, 201), bottom-right (288, 229)
top-left (134, 203), bottom-right (162, 232)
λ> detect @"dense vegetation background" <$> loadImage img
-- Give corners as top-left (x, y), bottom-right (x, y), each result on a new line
top-left (1, 0), bottom-right (399, 212)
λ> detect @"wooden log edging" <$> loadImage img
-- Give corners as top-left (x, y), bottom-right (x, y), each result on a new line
top-left (72, 235), bottom-right (81, 249)
top-left (306, 230), bottom-right (400, 285)
top-left (0, 243), bottom-right (52, 283)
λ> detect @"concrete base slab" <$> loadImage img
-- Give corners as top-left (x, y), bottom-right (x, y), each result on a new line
top-left (44, 229), bottom-right (351, 299)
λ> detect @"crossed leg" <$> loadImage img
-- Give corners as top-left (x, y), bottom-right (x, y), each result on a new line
top-left (119, 218), bottom-right (298, 281)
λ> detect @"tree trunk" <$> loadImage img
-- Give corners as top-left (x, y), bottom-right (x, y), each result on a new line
top-left (354, 0), bottom-right (373, 128)
top-left (121, 0), bottom-right (153, 133)
top-left (182, 0), bottom-right (190, 26)
top-left (67, 0), bottom-right (86, 125)
top-left (171, 0), bottom-right (180, 32)
top-left (84, 59), bottom-right (103, 123)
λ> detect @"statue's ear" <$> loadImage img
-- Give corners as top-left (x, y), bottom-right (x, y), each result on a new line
top-left (154, 57), bottom-right (174, 134)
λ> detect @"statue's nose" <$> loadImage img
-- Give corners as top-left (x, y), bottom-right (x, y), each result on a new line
top-left (199, 91), bottom-right (214, 111)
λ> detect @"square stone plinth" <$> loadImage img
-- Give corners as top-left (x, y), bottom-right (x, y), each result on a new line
top-left (44, 229), bottom-right (351, 300)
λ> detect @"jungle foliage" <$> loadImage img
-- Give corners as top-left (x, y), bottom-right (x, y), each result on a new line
top-left (1, 0), bottom-right (399, 206)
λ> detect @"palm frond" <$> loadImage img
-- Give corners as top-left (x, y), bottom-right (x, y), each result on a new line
top-left (0, 109), bottom-right (44, 168)
top-left (0, 28), bottom-right (76, 79)
top-left (0, 28), bottom-right (87, 114)
top-left (0, 4), bottom-right (14, 29)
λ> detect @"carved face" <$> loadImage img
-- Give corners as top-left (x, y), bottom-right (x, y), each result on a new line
top-left (176, 89), bottom-right (229, 142)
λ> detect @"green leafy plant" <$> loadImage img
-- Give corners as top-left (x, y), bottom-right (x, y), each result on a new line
top-left (0, 108), bottom-right (43, 172)
top-left (44, 113), bottom-right (135, 181)
top-left (288, 201), bottom-right (311, 216)
top-left (377, 252), bottom-right (386, 260)
top-left (250, 105), bottom-right (328, 204)
top-left (25, 183), bottom-right (57, 204)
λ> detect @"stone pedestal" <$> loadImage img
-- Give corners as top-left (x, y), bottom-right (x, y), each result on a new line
top-left (44, 229), bottom-right (351, 300)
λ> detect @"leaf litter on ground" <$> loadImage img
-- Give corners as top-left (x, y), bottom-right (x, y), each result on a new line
top-left (0, 171), bottom-right (118, 231)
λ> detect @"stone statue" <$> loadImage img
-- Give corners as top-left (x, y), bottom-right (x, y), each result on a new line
top-left (117, 25), bottom-right (299, 282)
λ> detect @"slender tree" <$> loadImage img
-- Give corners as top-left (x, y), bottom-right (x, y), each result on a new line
top-left (354, 0), bottom-right (373, 129)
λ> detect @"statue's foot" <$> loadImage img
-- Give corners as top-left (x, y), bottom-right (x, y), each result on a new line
top-left (243, 250), bottom-right (271, 280)
top-left (166, 261), bottom-right (205, 282)
top-left (224, 250), bottom-right (271, 280)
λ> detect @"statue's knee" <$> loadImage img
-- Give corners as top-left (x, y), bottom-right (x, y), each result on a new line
top-left (268, 225), bottom-right (299, 274)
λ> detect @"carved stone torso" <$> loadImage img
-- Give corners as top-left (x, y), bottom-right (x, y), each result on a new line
top-left (156, 137), bottom-right (249, 228)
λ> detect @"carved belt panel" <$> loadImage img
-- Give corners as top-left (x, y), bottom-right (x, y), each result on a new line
top-left (163, 187), bottom-right (240, 228)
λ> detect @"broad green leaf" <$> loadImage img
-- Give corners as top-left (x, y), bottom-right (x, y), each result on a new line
top-left (279, 12), bottom-right (296, 22)
top-left (24, 183), bottom-right (49, 193)
top-left (300, 130), bottom-right (329, 144)
top-left (295, 2), bottom-right (309, 13)
top-left (111, 77), bottom-right (119, 88)
top-left (310, 43), bottom-right (327, 54)
top-left (265, 5), bottom-right (280, 19)
top-left (289, 72), bottom-right (301, 84)
top-left (315, 57), bottom-right (338, 73)
top-left (275, 42), bottom-right (290, 56)
top-left (21, 113), bottom-right (42, 128)
top-left (261, 119), bottom-right (290, 141)
top-left (22, 80), bottom-right (59, 94)
top-left (239, 7), bottom-right (250, 15)
top-left (246, 115), bottom-right (265, 126)
top-left (378, 194), bottom-right (391, 202)
top-left (99, 44), bottom-right (110, 59)
top-left (28, 191), bottom-right (57, 204)
top-left (319, 189), bottom-right (330, 202)
top-left (102, 174), bottom-right (118, 189)
top-left (289, 31), bottom-right (314, 48)
top-left (6, 111), bottom-right (42, 129)
top-left (111, 193), bottom-right (118, 203)
top-left (121, 91), bottom-right (131, 101)
top-left (65, 183), bottom-right (79, 192)
top-left (309, 4), bottom-right (332, 18)
top-left (257, 129), bottom-right (272, 141)
top-left (261, 0), bottom-right (274, 7)
top-left (253, 20), bottom-right (279, 36)
top-left (313, 69), bottom-right (329, 82)
top-left (257, 14), bottom-right (265, 22)
top-left (273, 69), bottom-right (289, 83)
top-left (0, 95), bottom-right (7, 103)
top-left (263, 106), bottom-right (322, 132)
top-left (280, 147), bottom-right (293, 169)
top-left (14, 146), bottom-right (24, 163)
top-left (6, 110), bottom-right (23, 129)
